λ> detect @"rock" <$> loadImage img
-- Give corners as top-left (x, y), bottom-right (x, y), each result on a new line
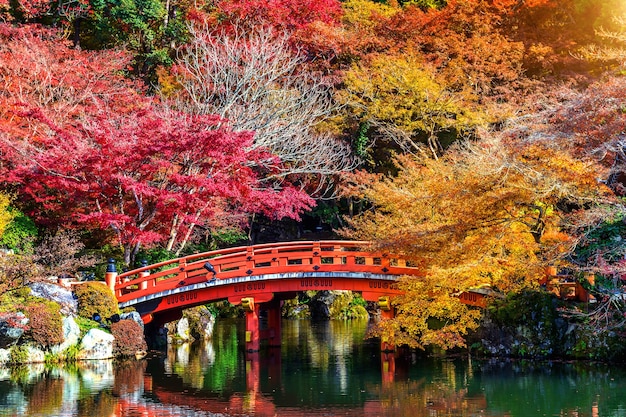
top-left (183, 306), bottom-right (215, 340)
top-left (198, 310), bottom-right (215, 340)
top-left (176, 318), bottom-right (191, 342)
top-left (77, 329), bottom-right (115, 360)
top-left (0, 312), bottom-right (29, 349)
top-left (28, 282), bottom-right (77, 316)
top-left (51, 316), bottom-right (81, 356)
top-left (26, 345), bottom-right (46, 363)
top-left (309, 290), bottom-right (338, 319)
top-left (120, 311), bottom-right (144, 329)
top-left (0, 348), bottom-right (9, 364)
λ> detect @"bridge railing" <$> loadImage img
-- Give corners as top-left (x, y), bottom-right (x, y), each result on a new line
top-left (114, 240), bottom-right (423, 303)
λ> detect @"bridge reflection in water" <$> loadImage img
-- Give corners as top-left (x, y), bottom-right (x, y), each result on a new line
top-left (2, 318), bottom-right (623, 416)
top-left (117, 319), bottom-right (490, 417)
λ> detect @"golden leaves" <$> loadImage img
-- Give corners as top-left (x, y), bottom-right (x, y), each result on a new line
top-left (341, 132), bottom-right (611, 349)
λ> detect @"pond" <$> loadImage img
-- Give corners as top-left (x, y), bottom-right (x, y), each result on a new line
top-left (1, 318), bottom-right (626, 416)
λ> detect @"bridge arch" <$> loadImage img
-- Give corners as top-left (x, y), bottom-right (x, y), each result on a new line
top-left (110, 240), bottom-right (486, 351)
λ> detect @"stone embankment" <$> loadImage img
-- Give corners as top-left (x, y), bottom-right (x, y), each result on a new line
top-left (0, 282), bottom-right (146, 365)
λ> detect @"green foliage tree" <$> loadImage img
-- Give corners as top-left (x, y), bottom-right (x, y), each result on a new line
top-left (0, 207), bottom-right (37, 254)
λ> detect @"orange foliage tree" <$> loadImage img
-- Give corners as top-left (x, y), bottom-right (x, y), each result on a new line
top-left (340, 131), bottom-right (613, 349)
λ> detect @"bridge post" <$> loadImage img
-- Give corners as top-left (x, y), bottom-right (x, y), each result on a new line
top-left (378, 296), bottom-right (396, 352)
top-left (266, 299), bottom-right (282, 347)
top-left (104, 259), bottom-right (117, 293)
top-left (139, 259), bottom-right (149, 290)
top-left (381, 352), bottom-right (396, 384)
top-left (243, 297), bottom-right (260, 352)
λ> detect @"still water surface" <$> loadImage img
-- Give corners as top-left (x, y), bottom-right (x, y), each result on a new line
top-left (1, 318), bottom-right (626, 416)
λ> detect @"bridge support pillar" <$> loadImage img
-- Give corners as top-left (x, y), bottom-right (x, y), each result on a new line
top-left (381, 352), bottom-right (396, 385)
top-left (243, 298), bottom-right (260, 352)
top-left (267, 300), bottom-right (282, 347)
top-left (379, 296), bottom-right (396, 352)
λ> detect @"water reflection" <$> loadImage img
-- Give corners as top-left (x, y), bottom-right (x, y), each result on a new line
top-left (1, 319), bottom-right (626, 416)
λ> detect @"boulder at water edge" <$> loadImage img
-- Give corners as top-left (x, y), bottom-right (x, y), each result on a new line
top-left (51, 316), bottom-right (81, 357)
top-left (0, 312), bottom-right (28, 348)
top-left (77, 328), bottom-right (114, 360)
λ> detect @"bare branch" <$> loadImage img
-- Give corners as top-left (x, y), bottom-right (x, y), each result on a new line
top-left (166, 24), bottom-right (357, 184)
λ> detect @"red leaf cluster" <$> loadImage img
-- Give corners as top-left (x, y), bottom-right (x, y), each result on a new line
top-left (0, 24), bottom-right (314, 263)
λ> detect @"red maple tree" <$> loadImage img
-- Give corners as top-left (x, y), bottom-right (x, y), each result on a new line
top-left (0, 25), bottom-right (314, 265)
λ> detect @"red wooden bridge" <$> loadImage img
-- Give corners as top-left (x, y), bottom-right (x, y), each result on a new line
top-left (107, 240), bottom-right (487, 351)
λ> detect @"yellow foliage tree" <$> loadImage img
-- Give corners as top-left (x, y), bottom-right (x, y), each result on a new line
top-left (340, 135), bottom-right (612, 349)
top-left (0, 193), bottom-right (14, 239)
top-left (340, 54), bottom-right (486, 158)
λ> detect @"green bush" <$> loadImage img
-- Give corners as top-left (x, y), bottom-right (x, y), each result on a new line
top-left (1, 207), bottom-right (37, 254)
top-left (73, 315), bottom-right (97, 334)
top-left (73, 282), bottom-right (119, 321)
top-left (25, 301), bottom-right (64, 349)
top-left (110, 319), bottom-right (147, 357)
top-left (329, 291), bottom-right (369, 320)
top-left (8, 345), bottom-right (29, 365)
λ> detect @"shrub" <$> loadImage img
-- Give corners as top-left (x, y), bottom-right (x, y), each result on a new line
top-left (1, 206), bottom-right (37, 254)
top-left (33, 230), bottom-right (98, 278)
top-left (74, 315), bottom-right (101, 336)
top-left (25, 301), bottom-right (64, 349)
top-left (73, 281), bottom-right (119, 321)
top-left (8, 344), bottom-right (29, 365)
top-left (110, 319), bottom-right (147, 357)
top-left (0, 254), bottom-right (41, 296)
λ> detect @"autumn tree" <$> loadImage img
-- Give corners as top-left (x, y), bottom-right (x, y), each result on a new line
top-left (340, 132), bottom-right (612, 349)
top-left (199, 0), bottom-right (342, 33)
top-left (168, 24), bottom-right (357, 193)
top-left (0, 24), bottom-right (140, 140)
top-left (575, 0), bottom-right (626, 71)
top-left (0, 26), bottom-right (314, 264)
top-left (340, 53), bottom-right (486, 159)
top-left (5, 107), bottom-right (314, 265)
top-left (0, 193), bottom-right (13, 240)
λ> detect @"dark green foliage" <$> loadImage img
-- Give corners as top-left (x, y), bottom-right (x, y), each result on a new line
top-left (476, 290), bottom-right (561, 358)
top-left (110, 319), bottom-right (147, 357)
top-left (210, 301), bottom-right (243, 318)
top-left (73, 282), bottom-right (119, 321)
top-left (488, 290), bottom-right (558, 327)
top-left (25, 301), bottom-right (64, 349)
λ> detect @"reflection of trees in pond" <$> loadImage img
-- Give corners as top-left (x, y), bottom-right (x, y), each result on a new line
top-left (199, 321), bottom-right (242, 393)
top-left (113, 360), bottom-right (145, 397)
top-left (75, 390), bottom-right (117, 417)
top-left (370, 359), bottom-right (486, 417)
top-left (283, 319), bottom-right (369, 372)
top-left (25, 377), bottom-right (64, 416)
top-left (1, 361), bottom-right (119, 417)
top-left (473, 360), bottom-right (626, 417)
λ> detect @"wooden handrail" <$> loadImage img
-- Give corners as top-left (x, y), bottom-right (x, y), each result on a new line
top-left (114, 241), bottom-right (420, 303)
